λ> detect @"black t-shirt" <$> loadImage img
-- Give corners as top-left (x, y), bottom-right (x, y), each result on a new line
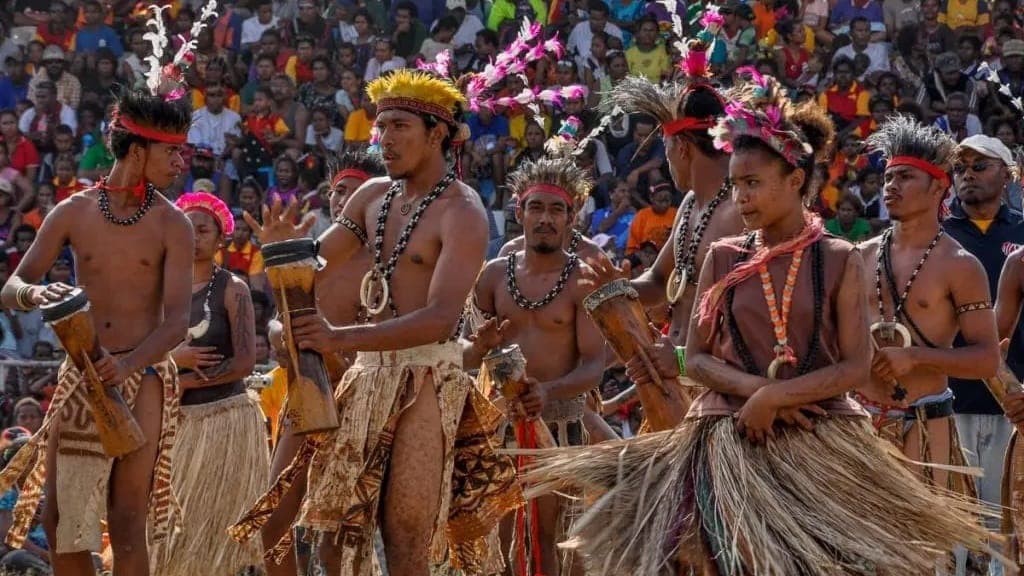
top-left (12, 0), bottom-right (50, 13)
top-left (944, 202), bottom-right (1024, 414)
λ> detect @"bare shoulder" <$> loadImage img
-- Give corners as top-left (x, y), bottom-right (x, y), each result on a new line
top-left (224, 272), bottom-right (253, 301)
top-left (1006, 246), bottom-right (1024, 276)
top-left (438, 180), bottom-right (488, 231)
top-left (941, 234), bottom-right (987, 278)
top-left (819, 234), bottom-right (857, 259)
top-left (478, 257), bottom-right (507, 289)
top-left (155, 194), bottom-right (192, 233)
top-left (498, 235), bottom-right (525, 257)
top-left (571, 259), bottom-right (598, 302)
top-left (857, 234), bottom-right (883, 257)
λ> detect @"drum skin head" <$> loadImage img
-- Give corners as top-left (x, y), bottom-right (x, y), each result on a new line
top-left (40, 287), bottom-right (89, 324)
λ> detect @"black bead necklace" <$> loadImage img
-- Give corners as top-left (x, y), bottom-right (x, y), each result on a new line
top-left (505, 250), bottom-right (579, 310)
top-left (674, 180), bottom-right (731, 285)
top-left (568, 229), bottom-right (582, 254)
top-left (98, 178), bottom-right (157, 226)
top-left (875, 227), bottom-right (944, 329)
top-left (368, 171), bottom-right (457, 316)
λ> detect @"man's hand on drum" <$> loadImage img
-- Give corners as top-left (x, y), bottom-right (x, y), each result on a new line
top-left (871, 347), bottom-right (915, 382)
top-left (292, 314), bottom-right (342, 354)
top-left (27, 282), bottom-right (74, 306)
top-left (624, 332), bottom-right (677, 386)
top-left (243, 196), bottom-right (316, 244)
top-left (580, 256), bottom-right (631, 291)
top-left (94, 350), bottom-right (131, 387)
top-left (467, 317), bottom-right (510, 354)
top-left (1005, 390), bottom-right (1024, 430)
top-left (518, 377), bottom-right (547, 417)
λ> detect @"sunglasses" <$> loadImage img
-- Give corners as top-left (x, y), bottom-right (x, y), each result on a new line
top-left (952, 160), bottom-right (993, 174)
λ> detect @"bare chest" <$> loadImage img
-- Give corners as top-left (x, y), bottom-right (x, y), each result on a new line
top-left (364, 197), bottom-right (442, 272)
top-left (493, 271), bottom-right (578, 335)
top-left (869, 249), bottom-right (957, 343)
top-left (70, 213), bottom-right (166, 284)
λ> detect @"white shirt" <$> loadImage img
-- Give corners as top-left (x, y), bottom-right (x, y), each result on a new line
top-left (241, 16), bottom-right (280, 46)
top-left (305, 126), bottom-right (344, 153)
top-left (363, 56), bottom-right (407, 82)
top-left (568, 21), bottom-right (623, 61)
top-left (18, 105), bottom-right (77, 134)
top-left (833, 42), bottom-right (891, 78)
top-left (187, 106), bottom-right (242, 157)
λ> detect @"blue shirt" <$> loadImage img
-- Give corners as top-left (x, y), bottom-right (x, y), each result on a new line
top-left (589, 207), bottom-right (634, 250)
top-left (0, 489), bottom-right (48, 549)
top-left (943, 201), bottom-right (1024, 414)
top-left (0, 76), bottom-right (27, 110)
top-left (467, 114), bottom-right (510, 142)
top-left (829, 0), bottom-right (885, 33)
top-left (73, 26), bottom-right (124, 57)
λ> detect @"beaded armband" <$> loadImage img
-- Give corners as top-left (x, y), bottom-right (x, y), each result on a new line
top-left (335, 214), bottom-right (368, 245)
top-left (955, 300), bottom-right (993, 315)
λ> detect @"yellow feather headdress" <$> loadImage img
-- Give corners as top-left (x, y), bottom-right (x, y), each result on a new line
top-left (366, 69), bottom-right (466, 125)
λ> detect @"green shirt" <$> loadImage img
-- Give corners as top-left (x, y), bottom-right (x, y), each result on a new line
top-left (825, 217), bottom-right (872, 243)
top-left (78, 141), bottom-right (113, 172)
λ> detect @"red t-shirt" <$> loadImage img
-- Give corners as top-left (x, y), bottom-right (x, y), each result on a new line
top-left (3, 136), bottom-right (40, 176)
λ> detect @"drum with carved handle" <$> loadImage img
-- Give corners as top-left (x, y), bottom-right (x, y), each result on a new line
top-left (483, 344), bottom-right (556, 449)
top-left (262, 239), bottom-right (339, 434)
top-left (41, 288), bottom-right (146, 457)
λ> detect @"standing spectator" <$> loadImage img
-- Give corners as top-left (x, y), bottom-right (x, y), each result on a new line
top-left (26, 45), bottom-right (80, 110)
top-left (241, 0), bottom-right (280, 50)
top-left (939, 0), bottom-right (991, 35)
top-left (833, 17), bottom-right (890, 79)
top-left (933, 91), bottom-right (983, 141)
top-left (0, 111), bottom-right (39, 182)
top-left (71, 0), bottom-right (123, 59)
top-left (19, 81), bottom-right (78, 154)
top-left (364, 38), bottom-right (407, 82)
top-left (945, 135), bottom-right (1022, 544)
top-left (296, 56), bottom-right (338, 124)
top-left (626, 182), bottom-right (676, 254)
top-left (567, 1), bottom-right (623, 62)
top-left (589, 178), bottom-right (635, 253)
top-left (188, 83), bottom-right (243, 158)
top-left (625, 16), bottom-right (670, 82)
top-left (921, 0), bottom-right (958, 57)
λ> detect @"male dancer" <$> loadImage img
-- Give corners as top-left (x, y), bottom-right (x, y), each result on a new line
top-left (257, 150), bottom-right (385, 576)
top-left (0, 87), bottom-right (194, 574)
top-left (235, 69), bottom-right (519, 575)
top-left (858, 117), bottom-right (1000, 495)
top-left (465, 158), bottom-right (605, 575)
top-left (943, 135), bottom-right (1024, 545)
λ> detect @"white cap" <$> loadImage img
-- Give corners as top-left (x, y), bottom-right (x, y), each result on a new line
top-left (380, 60), bottom-right (404, 74)
top-left (591, 233), bottom-right (614, 249)
top-left (446, 0), bottom-right (467, 10)
top-left (959, 134), bottom-right (1017, 167)
top-left (0, 178), bottom-right (11, 195)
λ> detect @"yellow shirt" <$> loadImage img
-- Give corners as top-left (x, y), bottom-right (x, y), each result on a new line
top-left (508, 113), bottom-right (552, 148)
top-left (625, 45), bottom-right (672, 83)
top-left (344, 109), bottom-right (373, 143)
top-left (972, 218), bottom-right (994, 233)
top-left (939, 0), bottom-right (991, 29)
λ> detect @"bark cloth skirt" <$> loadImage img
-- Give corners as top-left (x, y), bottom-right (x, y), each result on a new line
top-left (0, 357), bottom-right (180, 554)
top-left (523, 400), bottom-right (1000, 576)
top-left (229, 342), bottom-right (522, 575)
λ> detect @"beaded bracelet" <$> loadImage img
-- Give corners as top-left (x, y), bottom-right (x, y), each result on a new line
top-left (675, 346), bottom-right (686, 377)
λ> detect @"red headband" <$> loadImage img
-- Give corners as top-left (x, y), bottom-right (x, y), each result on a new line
top-left (887, 156), bottom-right (950, 188)
top-left (113, 113), bottom-right (188, 145)
top-left (519, 183), bottom-right (575, 209)
top-left (662, 117), bottom-right (716, 137)
top-left (331, 169), bottom-right (371, 189)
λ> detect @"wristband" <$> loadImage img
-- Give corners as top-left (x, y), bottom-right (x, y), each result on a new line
top-left (675, 346), bottom-right (686, 377)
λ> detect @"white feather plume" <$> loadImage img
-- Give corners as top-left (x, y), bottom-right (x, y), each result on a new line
top-left (143, 5), bottom-right (170, 96)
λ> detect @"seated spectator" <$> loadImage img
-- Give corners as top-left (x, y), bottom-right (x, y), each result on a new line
top-left (51, 153), bottom-right (83, 203)
top-left (626, 182), bottom-right (676, 254)
top-left (266, 155), bottom-right (301, 205)
top-left (27, 45), bottom-right (79, 111)
top-left (775, 19), bottom-right (814, 88)
top-left (183, 145), bottom-right (224, 196)
top-left (6, 224), bottom-right (33, 272)
top-left (236, 178), bottom-right (265, 224)
top-left (817, 56), bottom-right (870, 133)
top-left (487, 0), bottom-right (548, 33)
top-left (36, 124), bottom-right (76, 184)
top-left (833, 17), bottom-right (890, 79)
top-left (828, 0), bottom-right (886, 38)
top-left (72, 1), bottom-right (123, 60)
top-left (445, 0), bottom-right (484, 70)
top-left (625, 16), bottom-right (671, 83)
top-left (884, 0), bottom-right (921, 41)
top-left (21, 182), bottom-right (55, 230)
top-left (188, 83), bottom-right (242, 159)
top-left (241, 54), bottom-right (276, 113)
top-left (364, 39), bottom-right (407, 82)
top-left (285, 36), bottom-right (316, 85)
top-left (722, 1), bottom-right (757, 74)
top-left (0, 128), bottom-right (37, 191)
top-left (421, 16), bottom-right (458, 63)
top-left (939, 0), bottom-right (991, 36)
top-left (921, 52), bottom-right (981, 119)
top-left (392, 2), bottom-right (428, 63)
top-left (306, 107), bottom-right (343, 157)
top-left (567, 1), bottom-right (622, 62)
top-left (241, 0), bottom-right (279, 50)
top-left (191, 57), bottom-right (241, 114)
top-left (615, 116), bottom-right (664, 192)
top-left (996, 39), bottom-right (1024, 110)
top-left (19, 81), bottom-right (78, 155)
top-left (854, 95), bottom-right (893, 137)
top-left (589, 178), bottom-right (635, 253)
top-left (0, 181), bottom-right (21, 249)
top-left (216, 219), bottom-right (265, 281)
top-left (12, 397), bottom-right (42, 435)
top-left (933, 91), bottom-right (983, 141)
top-left (236, 87), bottom-right (289, 184)
top-left (826, 193), bottom-right (873, 242)
top-left (849, 165), bottom-right (889, 228)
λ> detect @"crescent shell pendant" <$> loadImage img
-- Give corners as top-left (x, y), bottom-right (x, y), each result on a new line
top-left (666, 267), bottom-right (686, 305)
top-left (360, 269), bottom-right (390, 316)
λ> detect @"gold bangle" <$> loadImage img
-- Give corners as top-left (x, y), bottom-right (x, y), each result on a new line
top-left (16, 285), bottom-right (33, 310)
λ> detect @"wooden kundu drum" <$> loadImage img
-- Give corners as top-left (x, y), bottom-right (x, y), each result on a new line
top-left (483, 344), bottom-right (556, 449)
top-left (41, 288), bottom-right (146, 458)
top-left (986, 358), bottom-right (1024, 567)
top-left (583, 279), bottom-right (690, 431)
top-left (262, 239), bottom-right (339, 434)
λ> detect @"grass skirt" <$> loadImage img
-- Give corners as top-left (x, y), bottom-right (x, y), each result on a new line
top-left (150, 391), bottom-right (269, 576)
top-left (524, 415), bottom-right (996, 576)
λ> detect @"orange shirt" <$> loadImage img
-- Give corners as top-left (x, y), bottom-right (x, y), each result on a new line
top-left (191, 87), bottom-right (242, 113)
top-left (626, 206), bottom-right (678, 254)
top-left (243, 112), bottom-right (289, 150)
top-left (215, 241), bottom-right (265, 277)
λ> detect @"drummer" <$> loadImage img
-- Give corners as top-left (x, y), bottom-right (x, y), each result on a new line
top-left (0, 76), bottom-right (195, 570)
top-left (463, 157), bottom-right (605, 574)
top-left (256, 150), bottom-right (385, 576)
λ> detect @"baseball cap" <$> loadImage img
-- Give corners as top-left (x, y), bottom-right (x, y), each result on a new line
top-left (380, 60), bottom-right (404, 74)
top-left (1004, 39), bottom-right (1024, 58)
top-left (935, 52), bottom-right (961, 73)
top-left (958, 134), bottom-right (1017, 167)
top-left (193, 178), bottom-right (217, 194)
top-left (42, 44), bottom-right (65, 62)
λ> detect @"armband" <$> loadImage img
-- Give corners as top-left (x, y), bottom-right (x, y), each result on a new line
top-left (955, 301), bottom-right (993, 315)
top-left (335, 214), bottom-right (368, 245)
top-left (675, 346), bottom-right (686, 377)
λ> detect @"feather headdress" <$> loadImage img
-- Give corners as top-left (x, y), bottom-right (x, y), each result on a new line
top-left (366, 68), bottom-right (467, 125)
top-left (508, 157), bottom-right (594, 211)
top-left (142, 0), bottom-right (218, 101)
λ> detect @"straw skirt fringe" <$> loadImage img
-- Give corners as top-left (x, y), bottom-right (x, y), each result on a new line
top-left (151, 392), bottom-right (269, 576)
top-left (524, 415), bottom-right (995, 576)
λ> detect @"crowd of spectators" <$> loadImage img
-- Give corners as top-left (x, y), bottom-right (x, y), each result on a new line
top-left (0, 0), bottom-right (1020, 570)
